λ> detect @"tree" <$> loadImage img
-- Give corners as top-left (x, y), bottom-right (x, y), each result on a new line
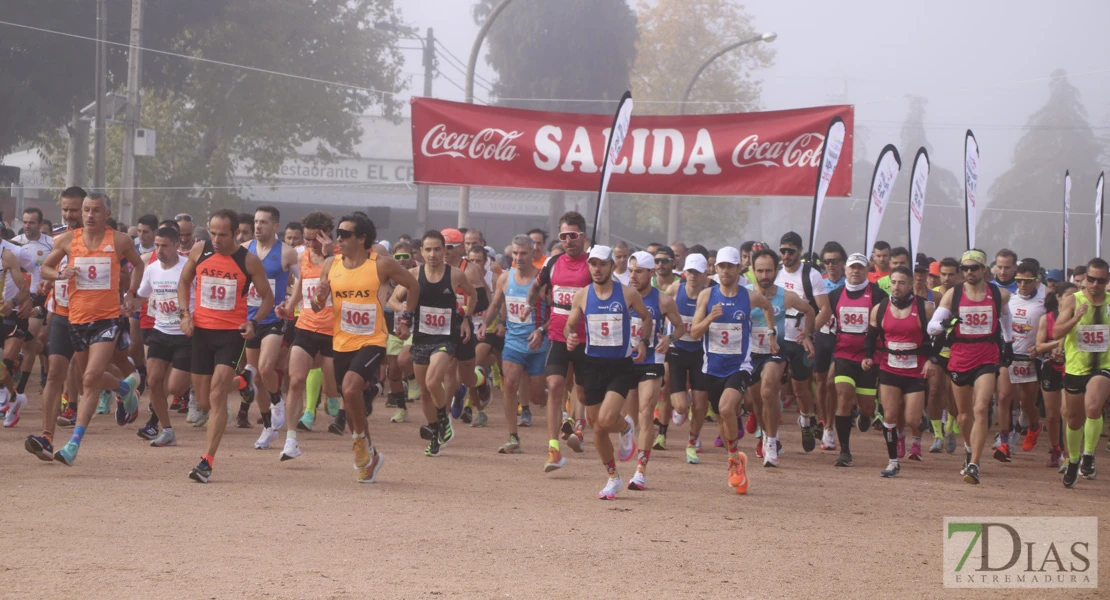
top-left (984, 70), bottom-right (1103, 266)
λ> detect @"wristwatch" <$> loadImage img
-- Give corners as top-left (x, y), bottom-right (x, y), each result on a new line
top-left (178, 309), bottom-right (189, 320)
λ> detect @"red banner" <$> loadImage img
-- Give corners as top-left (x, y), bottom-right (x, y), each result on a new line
top-left (411, 98), bottom-right (853, 197)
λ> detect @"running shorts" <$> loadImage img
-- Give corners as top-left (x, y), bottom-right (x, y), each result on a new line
top-left (386, 334), bottom-right (405, 357)
top-left (949, 364), bottom-right (1000, 388)
top-left (580, 357), bottom-right (636, 406)
top-left (456, 329), bottom-right (478, 362)
top-left (191, 327), bottom-right (245, 375)
top-left (750, 353), bottom-right (786, 384)
top-left (282, 318), bottom-right (297, 346)
top-left (545, 339), bottom-right (587, 380)
top-left (834, 357), bottom-right (877, 395)
top-left (666, 348), bottom-right (706, 393)
top-left (779, 339), bottom-right (813, 381)
top-left (482, 332), bottom-right (505, 353)
top-left (245, 320), bottom-right (286, 349)
top-left (878, 370), bottom-right (927, 394)
top-left (705, 370), bottom-right (752, 414)
top-left (1063, 370), bottom-right (1110, 395)
top-left (1038, 361), bottom-right (1063, 393)
top-left (145, 329), bottom-right (192, 372)
top-left (47, 313), bottom-right (74, 360)
top-left (333, 344), bottom-right (385, 389)
top-left (412, 342), bottom-right (456, 366)
top-left (813, 331), bottom-right (836, 374)
top-left (69, 318), bottom-right (120, 353)
top-left (632, 363), bottom-right (665, 382)
top-left (502, 346), bottom-right (546, 377)
top-left (292, 329), bottom-right (333, 358)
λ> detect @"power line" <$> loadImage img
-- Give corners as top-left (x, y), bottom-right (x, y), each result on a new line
top-left (434, 48), bottom-right (494, 94)
top-left (434, 39), bottom-right (496, 89)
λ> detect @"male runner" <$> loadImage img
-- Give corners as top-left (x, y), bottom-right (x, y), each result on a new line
top-left (652, 246), bottom-right (679, 291)
top-left (0, 243), bottom-right (31, 426)
top-left (179, 209), bottom-right (273, 483)
top-left (927, 250), bottom-right (1013, 484)
top-left (527, 228), bottom-right (548, 270)
top-left (12, 207), bottom-right (51, 397)
top-left (1035, 282), bottom-right (1075, 469)
top-left (868, 241), bottom-right (891, 283)
top-left (563, 245), bottom-right (653, 499)
top-left (284, 222), bottom-right (305, 251)
top-left (612, 241), bottom-right (631, 285)
top-left (40, 193), bottom-right (145, 465)
top-left (929, 257), bottom-right (963, 453)
top-left (666, 252), bottom-right (714, 463)
top-left (994, 259), bottom-right (1044, 461)
top-left (877, 247), bottom-right (910, 293)
top-left (815, 241), bottom-right (847, 450)
top-left (236, 213), bottom-right (254, 245)
top-left (442, 229), bottom-right (486, 423)
top-left (992, 249), bottom-right (1019, 293)
top-left (128, 213), bottom-right (158, 393)
top-left (382, 241), bottom-right (416, 425)
top-left (313, 213), bottom-right (416, 482)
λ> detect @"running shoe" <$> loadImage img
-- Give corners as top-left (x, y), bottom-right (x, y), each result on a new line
top-left (390, 408), bottom-right (409, 423)
top-left (567, 431), bottom-right (584, 453)
top-left (189, 458), bottom-right (212, 483)
top-left (280, 438), bottom-right (302, 461)
top-left (929, 438), bottom-right (943, 453)
top-left (618, 415), bottom-right (636, 462)
top-left (0, 388), bottom-right (8, 414)
top-left (880, 460), bottom-right (900, 478)
top-left (170, 395), bottom-right (184, 411)
top-left (150, 429), bottom-right (176, 447)
top-left (745, 411), bottom-right (758, 435)
top-left (672, 409), bottom-right (687, 426)
top-left (491, 362), bottom-right (502, 389)
top-left (97, 390), bottom-right (112, 415)
top-left (628, 469), bottom-right (646, 491)
top-left (945, 432), bottom-right (956, 454)
top-left (517, 407), bottom-right (532, 427)
top-left (385, 392), bottom-right (398, 408)
top-left (1022, 422), bottom-right (1041, 452)
top-left (1063, 460), bottom-right (1080, 487)
top-left (254, 427), bottom-right (278, 449)
top-left (686, 445), bottom-right (700, 464)
top-left (598, 475), bottom-right (622, 500)
top-left (176, 395), bottom-right (189, 414)
top-left (298, 409), bottom-right (315, 431)
top-left (137, 423), bottom-right (158, 440)
top-left (439, 418), bottom-right (454, 446)
top-left (192, 410), bottom-right (209, 427)
top-left (1047, 447), bottom-right (1062, 469)
top-left (993, 443), bottom-right (1012, 463)
top-left (560, 418), bottom-right (575, 440)
top-left (908, 440), bottom-right (923, 461)
top-left (800, 415), bottom-right (815, 453)
top-left (963, 463), bottom-right (980, 485)
top-left (471, 410), bottom-right (488, 428)
top-left (461, 405), bottom-right (473, 424)
top-left (499, 436), bottom-right (521, 454)
top-left (896, 435), bottom-right (906, 459)
top-left (425, 435), bottom-right (441, 457)
top-left (53, 441), bottom-right (79, 466)
top-left (271, 398), bottom-right (286, 430)
top-left (187, 397), bottom-right (200, 424)
top-left (353, 434), bottom-right (372, 467)
top-left (120, 377), bottom-right (140, 423)
top-left (728, 453), bottom-right (749, 494)
top-left (356, 450), bottom-right (384, 483)
top-left (1080, 453), bottom-right (1096, 479)
top-left (754, 437), bottom-right (764, 459)
top-left (239, 368), bottom-right (256, 404)
top-left (871, 414), bottom-right (883, 432)
top-left (834, 452), bottom-right (853, 467)
top-left (653, 433), bottom-right (667, 451)
top-left (57, 405), bottom-right (77, 427)
top-left (763, 437), bottom-right (779, 468)
top-left (24, 434), bottom-right (54, 461)
top-left (544, 447), bottom-right (566, 472)
top-left (328, 412), bottom-right (346, 435)
top-left (450, 385), bottom-right (466, 419)
top-left (821, 428), bottom-right (837, 451)
top-left (476, 376), bottom-right (492, 411)
top-left (856, 411), bottom-right (869, 433)
top-left (326, 396), bottom-right (340, 417)
top-left (3, 393), bottom-right (26, 427)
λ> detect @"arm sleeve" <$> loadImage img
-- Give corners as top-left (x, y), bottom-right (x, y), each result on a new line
top-left (999, 304), bottom-right (1013, 343)
top-left (927, 306), bottom-right (951, 336)
top-left (864, 325), bottom-right (879, 359)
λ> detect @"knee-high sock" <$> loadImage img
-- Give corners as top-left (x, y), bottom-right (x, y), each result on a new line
top-left (305, 368), bottom-right (322, 415)
top-left (1066, 426), bottom-right (1084, 463)
top-left (1083, 416), bottom-right (1104, 454)
top-left (883, 422), bottom-right (899, 461)
top-left (835, 415), bottom-right (852, 454)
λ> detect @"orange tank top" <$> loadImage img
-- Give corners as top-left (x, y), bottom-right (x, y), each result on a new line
top-left (329, 252), bottom-right (387, 352)
top-left (296, 250), bottom-right (332, 335)
top-left (68, 227), bottom-right (121, 324)
top-left (192, 241), bottom-right (251, 330)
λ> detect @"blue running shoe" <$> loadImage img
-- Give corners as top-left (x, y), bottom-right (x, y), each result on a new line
top-left (137, 423), bottom-right (159, 440)
top-left (115, 399), bottom-right (128, 426)
top-left (25, 434), bottom-right (54, 461)
top-left (122, 375), bottom-right (140, 418)
top-left (450, 385), bottom-right (467, 419)
top-left (189, 458), bottom-right (212, 483)
top-left (97, 390), bottom-right (112, 414)
top-left (54, 441), bottom-right (79, 466)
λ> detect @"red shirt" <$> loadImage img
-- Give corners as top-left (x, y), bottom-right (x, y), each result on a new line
top-left (538, 253), bottom-right (589, 344)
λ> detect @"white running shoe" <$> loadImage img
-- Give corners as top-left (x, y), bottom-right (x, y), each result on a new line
top-left (628, 469), bottom-right (646, 491)
top-left (3, 392), bottom-right (26, 427)
top-left (763, 436), bottom-right (779, 467)
top-left (280, 438), bottom-right (302, 461)
top-left (618, 415), bottom-right (636, 461)
top-left (271, 398), bottom-right (286, 430)
top-left (598, 474), bottom-right (622, 500)
top-left (254, 427), bottom-right (278, 449)
top-left (821, 428), bottom-right (837, 451)
top-left (0, 387), bottom-right (9, 413)
top-left (186, 394), bottom-right (199, 424)
top-left (672, 409), bottom-right (687, 426)
top-left (192, 410), bottom-right (209, 427)
top-left (150, 428), bottom-right (177, 447)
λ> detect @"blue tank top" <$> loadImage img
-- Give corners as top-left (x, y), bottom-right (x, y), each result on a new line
top-left (584, 281), bottom-right (632, 359)
top-left (746, 284), bottom-right (785, 356)
top-left (632, 286), bottom-right (664, 365)
top-left (674, 281), bottom-right (702, 353)
top-left (246, 239), bottom-right (289, 324)
top-left (701, 285), bottom-right (753, 377)
top-left (504, 267), bottom-right (548, 355)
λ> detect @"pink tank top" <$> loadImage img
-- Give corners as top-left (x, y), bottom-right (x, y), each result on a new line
top-left (948, 284), bottom-right (1000, 372)
top-left (834, 285), bottom-right (876, 362)
top-left (880, 300), bottom-right (926, 378)
top-left (545, 253), bottom-right (590, 344)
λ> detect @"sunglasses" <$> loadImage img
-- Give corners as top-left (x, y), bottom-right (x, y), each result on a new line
top-left (823, 258), bottom-right (843, 265)
top-left (174, 214), bottom-right (193, 222)
top-left (779, 247), bottom-right (798, 255)
top-left (1088, 276), bottom-right (1110, 285)
top-left (336, 229), bottom-right (355, 239)
top-left (558, 231), bottom-right (582, 242)
top-left (655, 257), bottom-right (672, 264)
top-left (445, 243), bottom-right (458, 250)
top-left (959, 264), bottom-right (982, 272)
top-left (1014, 277), bottom-right (1038, 283)
top-left (393, 253), bottom-right (411, 261)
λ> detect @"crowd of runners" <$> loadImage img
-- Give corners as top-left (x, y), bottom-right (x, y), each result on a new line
top-left (3, 187), bottom-right (1109, 498)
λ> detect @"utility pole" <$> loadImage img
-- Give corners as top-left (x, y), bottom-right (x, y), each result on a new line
top-left (414, 27), bottom-right (433, 236)
top-left (120, 0), bottom-right (144, 225)
top-left (66, 111), bottom-right (90, 188)
top-left (93, 0), bottom-right (107, 192)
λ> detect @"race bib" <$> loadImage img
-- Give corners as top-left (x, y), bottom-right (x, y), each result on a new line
top-left (552, 285), bottom-right (580, 315)
top-left (886, 341), bottom-right (918, 370)
top-left (73, 256), bottom-right (111, 291)
top-left (506, 295), bottom-right (532, 324)
top-left (340, 302), bottom-right (378, 336)
top-left (959, 305), bottom-right (993, 336)
top-left (151, 288), bottom-right (180, 326)
top-left (472, 314), bottom-right (484, 332)
top-left (1008, 360), bottom-right (1037, 384)
top-left (301, 277), bottom-right (331, 310)
top-left (54, 279), bottom-right (70, 307)
top-left (750, 326), bottom-right (772, 354)
top-left (247, 278), bottom-right (276, 308)
top-left (1077, 324), bottom-right (1109, 353)
top-left (708, 322), bottom-right (744, 354)
top-left (586, 313), bottom-right (623, 347)
top-left (838, 306), bottom-right (869, 334)
top-left (679, 315), bottom-right (696, 342)
top-left (200, 276), bottom-right (237, 311)
top-left (418, 306), bottom-right (451, 336)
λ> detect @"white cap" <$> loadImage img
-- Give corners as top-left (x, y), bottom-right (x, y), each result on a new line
top-left (716, 246), bottom-right (741, 265)
top-left (683, 253), bottom-right (708, 273)
top-left (379, 240), bottom-right (392, 253)
top-left (629, 251), bottom-right (654, 269)
top-left (847, 252), bottom-right (868, 267)
top-left (587, 245), bottom-right (613, 262)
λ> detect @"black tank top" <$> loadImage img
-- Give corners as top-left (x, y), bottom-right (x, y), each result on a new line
top-left (414, 264), bottom-right (460, 345)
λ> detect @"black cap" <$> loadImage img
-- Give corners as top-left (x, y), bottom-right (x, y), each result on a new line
top-left (914, 257), bottom-right (930, 272)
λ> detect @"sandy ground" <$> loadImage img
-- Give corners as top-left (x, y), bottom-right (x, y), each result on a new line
top-left (1, 383), bottom-right (1108, 599)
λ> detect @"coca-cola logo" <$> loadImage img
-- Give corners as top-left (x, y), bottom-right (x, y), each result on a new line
top-left (421, 124), bottom-right (522, 161)
top-left (732, 132), bottom-right (825, 169)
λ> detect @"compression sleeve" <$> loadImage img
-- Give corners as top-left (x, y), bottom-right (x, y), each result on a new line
top-left (999, 304), bottom-right (1013, 343)
top-left (864, 325), bottom-right (879, 360)
top-left (927, 306), bottom-right (951, 336)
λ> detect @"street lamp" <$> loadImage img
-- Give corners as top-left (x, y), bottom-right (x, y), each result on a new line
top-left (458, 0), bottom-right (514, 228)
top-left (667, 31), bottom-right (777, 242)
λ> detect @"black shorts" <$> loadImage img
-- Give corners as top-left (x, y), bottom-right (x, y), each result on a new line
top-left (779, 339), bottom-right (813, 381)
top-left (282, 319), bottom-right (297, 346)
top-left (545, 339), bottom-right (587, 380)
top-left (333, 345), bottom-right (385, 389)
top-left (191, 327), bottom-right (244, 376)
top-left (292, 329), bottom-right (334, 358)
top-left (1039, 361), bottom-right (1064, 393)
top-left (245, 320), bottom-right (286, 349)
top-left (632, 363), bottom-right (665, 382)
top-left (750, 353), bottom-right (786, 384)
top-left (47, 313), bottom-right (74, 360)
top-left (145, 329), bottom-right (192, 372)
top-left (69, 318), bottom-right (120, 353)
top-left (813, 331), bottom-right (836, 374)
top-left (456, 329), bottom-right (478, 362)
top-left (705, 370), bottom-right (752, 414)
top-left (1063, 370), bottom-right (1110, 395)
top-left (412, 342), bottom-right (456, 366)
top-left (833, 357), bottom-right (878, 394)
top-left (482, 333), bottom-right (505, 353)
top-left (0, 316), bottom-right (32, 342)
top-left (140, 327), bottom-right (153, 345)
top-left (581, 357), bottom-right (637, 406)
top-left (949, 364), bottom-right (1000, 388)
top-left (933, 354), bottom-right (950, 372)
top-left (878, 370), bottom-right (927, 394)
top-left (666, 348), bottom-right (706, 393)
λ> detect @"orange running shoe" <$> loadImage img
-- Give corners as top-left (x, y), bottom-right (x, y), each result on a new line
top-left (544, 447), bottom-right (566, 472)
top-left (1021, 423), bottom-right (1041, 452)
top-left (993, 443), bottom-right (1012, 462)
top-left (728, 452), bottom-right (749, 494)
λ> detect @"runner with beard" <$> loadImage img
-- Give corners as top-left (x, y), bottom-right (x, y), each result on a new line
top-left (816, 241), bottom-right (847, 451)
top-left (930, 257), bottom-right (964, 453)
top-left (441, 229), bottom-right (485, 429)
top-left (994, 259), bottom-right (1045, 462)
top-left (664, 251), bottom-right (714, 464)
